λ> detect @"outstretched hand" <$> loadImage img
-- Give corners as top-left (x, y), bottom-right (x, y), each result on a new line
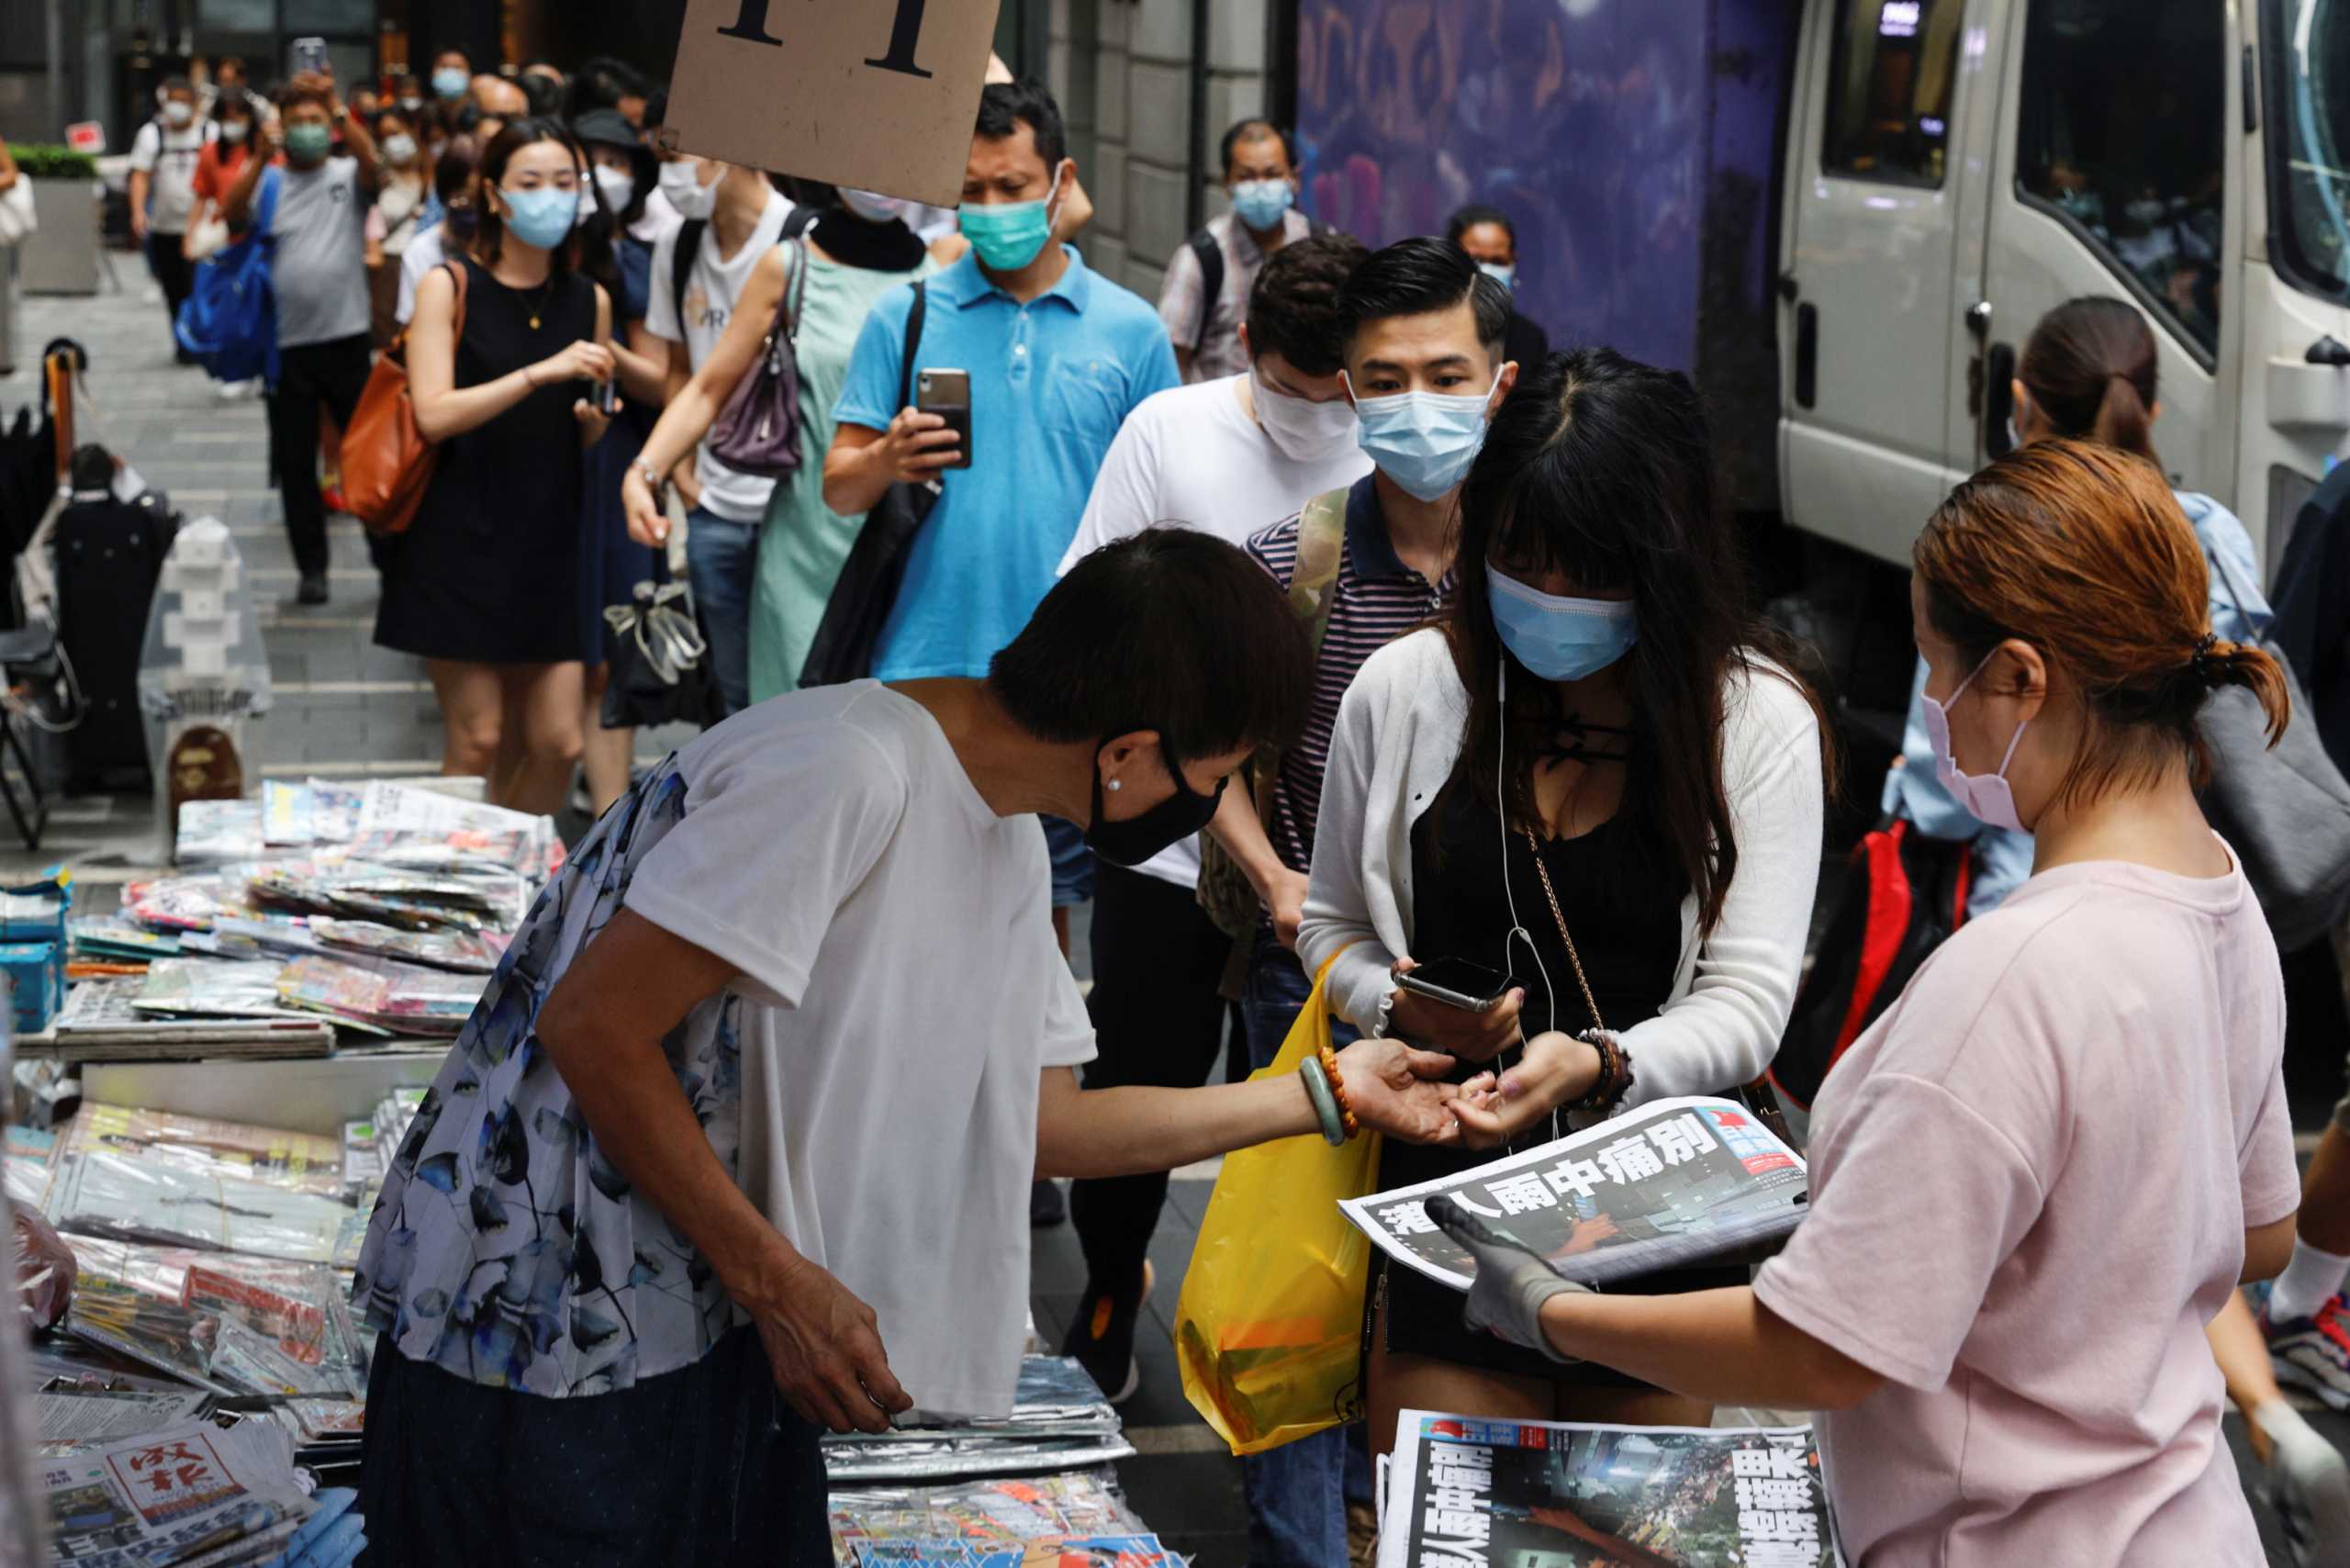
top-left (1429, 1195), bottom-right (1591, 1360)
top-left (1333, 1037), bottom-right (1464, 1145)
top-left (1445, 1031), bottom-right (1603, 1149)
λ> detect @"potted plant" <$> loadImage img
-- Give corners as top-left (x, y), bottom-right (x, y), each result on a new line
top-left (9, 144), bottom-right (100, 297)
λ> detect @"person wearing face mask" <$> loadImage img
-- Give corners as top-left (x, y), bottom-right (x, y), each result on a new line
top-left (643, 152), bottom-right (798, 718)
top-left (1045, 232), bottom-right (1371, 1413)
top-left (1158, 118), bottom-right (1325, 384)
top-left (129, 76), bottom-right (214, 362)
top-left (364, 108), bottom-right (433, 345)
top-left (1299, 343), bottom-right (1828, 1466)
top-left (429, 50), bottom-right (472, 105)
top-left (350, 529), bottom-right (1472, 1565)
top-left (1446, 204), bottom-right (1550, 375)
top-left (623, 179), bottom-right (937, 715)
top-left (185, 95), bottom-right (259, 395)
top-left (393, 139), bottom-right (478, 330)
top-left (827, 79), bottom-right (1180, 944)
top-left (223, 73), bottom-right (381, 604)
top-left (375, 119), bottom-right (615, 817)
top-left (1438, 440), bottom-right (2302, 1568)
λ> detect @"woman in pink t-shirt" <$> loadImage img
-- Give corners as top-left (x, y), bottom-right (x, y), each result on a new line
top-left (1440, 440), bottom-right (2301, 1566)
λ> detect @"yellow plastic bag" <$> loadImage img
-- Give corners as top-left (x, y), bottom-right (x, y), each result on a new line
top-left (1175, 956), bottom-right (1379, 1455)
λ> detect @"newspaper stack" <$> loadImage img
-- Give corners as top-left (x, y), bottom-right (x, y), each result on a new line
top-left (39, 1417), bottom-right (320, 1566)
top-left (1342, 1095), bottom-right (1809, 1291)
top-left (50, 977), bottom-right (336, 1064)
top-left (1380, 1409), bottom-right (1840, 1568)
top-left (822, 1356), bottom-right (1136, 1483)
top-left (830, 1469), bottom-right (1153, 1565)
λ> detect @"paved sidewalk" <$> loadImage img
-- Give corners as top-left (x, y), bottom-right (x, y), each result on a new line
top-left (6, 264), bottom-right (2343, 1566)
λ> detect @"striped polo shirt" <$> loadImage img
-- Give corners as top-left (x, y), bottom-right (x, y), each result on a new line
top-left (1247, 473), bottom-right (1456, 877)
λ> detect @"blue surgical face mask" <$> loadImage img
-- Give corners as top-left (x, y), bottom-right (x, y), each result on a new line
top-left (1230, 178), bottom-right (1294, 231)
top-left (1478, 260), bottom-right (1517, 292)
top-left (1487, 567), bottom-right (1639, 683)
top-left (432, 68), bottom-right (469, 100)
top-left (959, 169), bottom-right (1062, 272)
top-left (502, 185), bottom-right (578, 252)
top-left (1345, 371), bottom-right (1503, 502)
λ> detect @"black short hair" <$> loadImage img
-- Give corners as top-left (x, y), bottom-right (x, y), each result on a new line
top-left (1337, 237), bottom-right (1513, 358)
top-left (1445, 203), bottom-right (1516, 247)
top-left (989, 530), bottom-right (1310, 761)
top-left (641, 89), bottom-right (668, 129)
top-left (570, 55), bottom-right (649, 118)
top-left (162, 76), bottom-right (194, 98)
top-left (1220, 118), bottom-right (1298, 176)
top-left (1247, 232), bottom-right (1370, 376)
top-left (520, 73), bottom-right (564, 118)
top-left (975, 80), bottom-right (1067, 169)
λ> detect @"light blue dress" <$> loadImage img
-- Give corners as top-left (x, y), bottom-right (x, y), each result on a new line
top-left (1886, 491), bottom-right (2272, 916)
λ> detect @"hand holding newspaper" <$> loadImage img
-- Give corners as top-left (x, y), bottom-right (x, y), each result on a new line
top-left (1339, 1096), bottom-right (1808, 1291)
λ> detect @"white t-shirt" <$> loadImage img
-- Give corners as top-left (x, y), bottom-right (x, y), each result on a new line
top-left (645, 188), bottom-right (794, 523)
top-left (1058, 373), bottom-right (1371, 890)
top-left (129, 118), bottom-right (212, 234)
top-left (623, 682), bottom-right (1096, 1416)
top-left (393, 219), bottom-right (448, 327)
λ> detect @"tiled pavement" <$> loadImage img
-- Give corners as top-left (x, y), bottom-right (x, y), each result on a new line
top-left (6, 263), bottom-right (2344, 1565)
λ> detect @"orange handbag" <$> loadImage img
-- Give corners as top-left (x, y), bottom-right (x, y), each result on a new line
top-left (342, 260), bottom-right (467, 536)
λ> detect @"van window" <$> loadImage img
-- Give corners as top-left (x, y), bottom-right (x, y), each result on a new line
top-left (1821, 0), bottom-right (1966, 185)
top-left (2016, 0), bottom-right (2227, 353)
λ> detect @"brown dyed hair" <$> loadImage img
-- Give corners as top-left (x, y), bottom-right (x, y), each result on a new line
top-left (2019, 297), bottom-right (2159, 462)
top-left (1915, 440), bottom-right (2288, 808)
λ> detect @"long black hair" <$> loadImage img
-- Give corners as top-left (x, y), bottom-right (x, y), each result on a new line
top-left (1443, 348), bottom-right (1830, 933)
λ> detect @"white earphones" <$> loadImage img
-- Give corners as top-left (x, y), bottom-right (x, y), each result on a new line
top-left (1497, 657), bottom-right (1557, 1037)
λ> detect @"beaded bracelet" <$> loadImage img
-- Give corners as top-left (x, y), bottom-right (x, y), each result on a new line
top-left (1565, 1029), bottom-right (1636, 1114)
top-left (1298, 1056), bottom-right (1348, 1147)
top-left (1317, 1043), bottom-right (1360, 1138)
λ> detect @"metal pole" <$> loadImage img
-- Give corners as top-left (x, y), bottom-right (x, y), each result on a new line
top-left (1184, 0), bottom-right (1208, 234)
top-left (44, 0), bottom-right (64, 137)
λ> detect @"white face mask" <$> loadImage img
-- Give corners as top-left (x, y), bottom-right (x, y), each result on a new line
top-left (594, 165), bottom-right (635, 214)
top-left (657, 159), bottom-right (717, 220)
top-left (1253, 369), bottom-right (1360, 462)
top-left (162, 101), bottom-right (195, 128)
top-left (220, 120), bottom-right (250, 145)
top-left (381, 133), bottom-right (417, 164)
top-left (838, 186), bottom-right (909, 224)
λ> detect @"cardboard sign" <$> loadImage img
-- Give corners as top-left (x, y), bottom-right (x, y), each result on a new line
top-left (63, 121), bottom-right (105, 155)
top-left (662, 0), bottom-right (1002, 207)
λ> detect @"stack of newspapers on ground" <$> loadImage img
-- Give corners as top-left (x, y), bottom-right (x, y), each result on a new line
top-left (825, 1358), bottom-right (1184, 1566)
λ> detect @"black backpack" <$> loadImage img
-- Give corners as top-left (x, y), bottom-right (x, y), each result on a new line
top-left (1184, 216), bottom-right (1333, 352)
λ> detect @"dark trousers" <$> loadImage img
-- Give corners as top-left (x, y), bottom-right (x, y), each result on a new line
top-left (1069, 860), bottom-right (1237, 1298)
top-left (144, 233), bottom-right (196, 354)
top-left (265, 334), bottom-right (372, 577)
top-left (357, 1327), bottom-right (830, 1568)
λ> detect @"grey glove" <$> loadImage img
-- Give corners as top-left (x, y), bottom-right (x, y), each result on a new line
top-left (1431, 1196), bottom-right (1593, 1362)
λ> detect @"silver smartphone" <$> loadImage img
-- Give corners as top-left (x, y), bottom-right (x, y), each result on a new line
top-left (1393, 958), bottom-right (1514, 1012)
top-left (288, 37), bottom-right (331, 78)
top-left (915, 368), bottom-right (972, 470)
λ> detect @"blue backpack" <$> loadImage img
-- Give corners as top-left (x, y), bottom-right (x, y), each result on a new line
top-left (175, 166), bottom-right (280, 386)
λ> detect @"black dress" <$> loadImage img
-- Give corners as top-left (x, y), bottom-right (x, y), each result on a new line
top-left (375, 253), bottom-right (596, 665)
top-left (1381, 772), bottom-right (1746, 1385)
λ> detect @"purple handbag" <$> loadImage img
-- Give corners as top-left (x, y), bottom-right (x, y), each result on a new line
top-left (706, 238), bottom-right (811, 479)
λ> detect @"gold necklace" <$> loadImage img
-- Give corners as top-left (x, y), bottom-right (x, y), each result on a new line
top-left (523, 274), bottom-right (556, 330)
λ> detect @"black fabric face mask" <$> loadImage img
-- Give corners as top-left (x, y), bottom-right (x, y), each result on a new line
top-left (1084, 734), bottom-right (1228, 868)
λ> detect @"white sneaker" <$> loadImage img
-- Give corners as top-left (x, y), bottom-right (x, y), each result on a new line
top-left (215, 378), bottom-right (255, 402)
top-left (2258, 1399), bottom-right (2350, 1568)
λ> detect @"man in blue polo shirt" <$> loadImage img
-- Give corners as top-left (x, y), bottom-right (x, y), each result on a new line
top-left (825, 79), bottom-right (1179, 938)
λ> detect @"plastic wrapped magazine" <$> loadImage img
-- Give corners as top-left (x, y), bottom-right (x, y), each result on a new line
top-left (70, 919), bottom-right (184, 964)
top-left (176, 914), bottom-right (329, 963)
top-left (173, 800), bottom-right (265, 868)
top-left (39, 1417), bottom-right (316, 1567)
top-left (852, 1538), bottom-right (1180, 1568)
top-left (830, 1471), bottom-right (1148, 1565)
top-left (261, 779), bottom-right (364, 848)
top-left (1341, 1097), bottom-right (1809, 1292)
top-left (308, 918), bottom-right (505, 972)
top-left (47, 1152), bottom-right (358, 1265)
top-left (349, 779), bottom-right (556, 879)
top-left (121, 875), bottom-right (239, 935)
top-left (824, 1358), bottom-right (1131, 1482)
top-left (62, 1243), bottom-right (366, 1402)
top-left (130, 959), bottom-right (308, 1022)
top-left (1379, 1410), bottom-right (1841, 1568)
top-left (275, 955), bottom-right (485, 1036)
top-left (59, 1105), bottom-right (345, 1198)
top-left (62, 1274), bottom-right (229, 1392)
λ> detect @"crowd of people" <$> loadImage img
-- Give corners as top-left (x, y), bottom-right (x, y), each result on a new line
top-left (120, 45), bottom-right (2350, 1568)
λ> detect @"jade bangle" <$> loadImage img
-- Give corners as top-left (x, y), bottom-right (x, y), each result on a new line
top-left (1298, 1056), bottom-right (1348, 1147)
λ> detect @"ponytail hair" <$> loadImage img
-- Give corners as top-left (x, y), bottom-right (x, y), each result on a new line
top-left (1915, 441), bottom-right (2291, 808)
top-left (2020, 297), bottom-right (2160, 463)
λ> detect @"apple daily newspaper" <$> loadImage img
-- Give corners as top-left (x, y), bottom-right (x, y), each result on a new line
top-left (1339, 1096), bottom-right (1807, 1291)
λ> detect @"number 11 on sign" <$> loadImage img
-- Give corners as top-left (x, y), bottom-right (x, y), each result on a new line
top-left (718, 0), bottom-right (936, 79)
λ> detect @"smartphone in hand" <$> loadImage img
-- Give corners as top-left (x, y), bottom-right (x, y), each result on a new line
top-left (288, 37), bottom-right (331, 78)
top-left (916, 368), bottom-right (972, 470)
top-left (1394, 958), bottom-right (1515, 1012)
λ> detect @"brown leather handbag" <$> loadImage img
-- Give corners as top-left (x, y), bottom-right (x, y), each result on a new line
top-left (343, 261), bottom-right (468, 537)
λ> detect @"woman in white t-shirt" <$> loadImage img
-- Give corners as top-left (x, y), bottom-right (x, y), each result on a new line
top-left (1437, 441), bottom-right (2301, 1567)
top-left (350, 531), bottom-right (1478, 1564)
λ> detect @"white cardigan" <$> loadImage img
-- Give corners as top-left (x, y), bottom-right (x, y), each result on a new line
top-left (1297, 628), bottom-right (1825, 1110)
